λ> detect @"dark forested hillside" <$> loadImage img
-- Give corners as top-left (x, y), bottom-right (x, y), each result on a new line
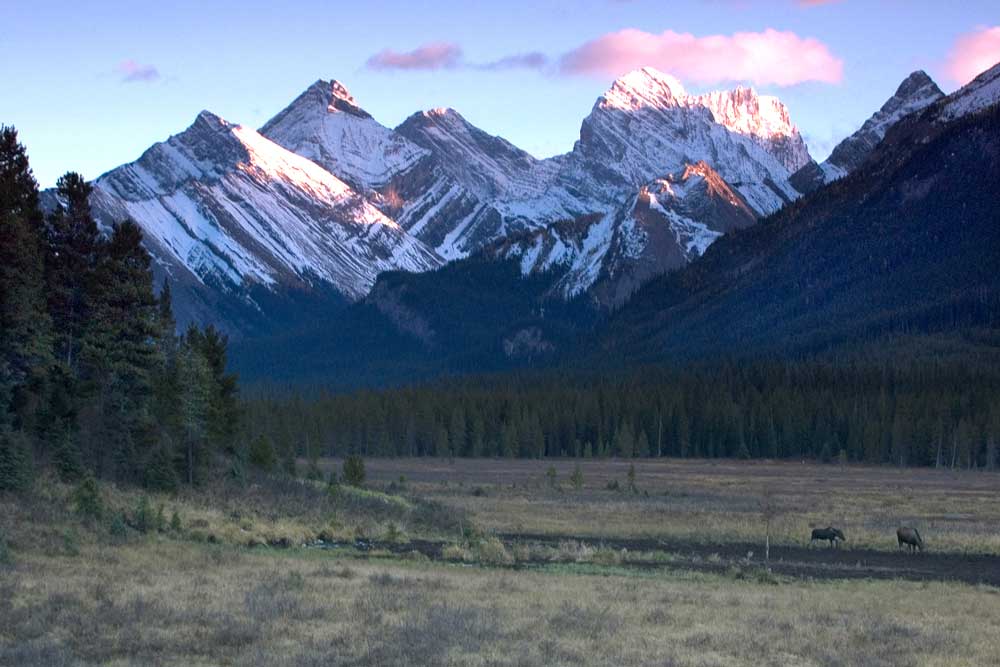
top-left (0, 126), bottom-right (239, 492)
top-left (601, 104), bottom-right (1000, 362)
top-left (242, 360), bottom-right (1000, 468)
top-left (230, 257), bottom-right (596, 388)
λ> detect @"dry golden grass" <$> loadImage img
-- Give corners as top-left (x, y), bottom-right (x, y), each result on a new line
top-left (3, 540), bottom-right (1000, 666)
top-left (343, 458), bottom-right (1000, 553)
top-left (3, 460), bottom-right (999, 665)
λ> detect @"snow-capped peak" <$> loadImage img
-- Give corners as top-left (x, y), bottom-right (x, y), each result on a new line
top-left (424, 107), bottom-right (456, 118)
top-left (806, 70), bottom-right (944, 185)
top-left (329, 79), bottom-right (355, 104)
top-left (594, 68), bottom-right (810, 173)
top-left (602, 67), bottom-right (688, 110)
top-left (261, 78), bottom-right (428, 189)
top-left (193, 109), bottom-right (229, 129)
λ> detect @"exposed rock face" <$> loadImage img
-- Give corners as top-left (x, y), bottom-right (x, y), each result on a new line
top-left (502, 326), bottom-right (555, 359)
top-left (792, 71), bottom-right (944, 193)
top-left (259, 79), bottom-right (428, 191)
top-left (492, 161), bottom-right (757, 307)
top-left (64, 67), bottom-right (819, 332)
top-left (935, 61), bottom-right (1000, 122)
top-left (80, 110), bottom-right (442, 331)
top-left (564, 67), bottom-right (805, 215)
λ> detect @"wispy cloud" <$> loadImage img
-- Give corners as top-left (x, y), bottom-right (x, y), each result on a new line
top-left (558, 28), bottom-right (843, 86)
top-left (365, 42), bottom-right (463, 71)
top-left (116, 59), bottom-right (160, 83)
top-left (944, 26), bottom-right (1000, 85)
top-left (474, 52), bottom-right (548, 71)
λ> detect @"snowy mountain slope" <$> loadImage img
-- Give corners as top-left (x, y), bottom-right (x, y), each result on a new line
top-left (936, 61), bottom-right (1000, 121)
top-left (73, 66), bottom-right (822, 334)
top-left (84, 110), bottom-right (442, 328)
top-left (693, 86), bottom-right (811, 174)
top-left (395, 107), bottom-right (543, 199)
top-left (461, 68), bottom-right (808, 301)
top-left (260, 80), bottom-right (429, 191)
top-left (490, 162), bottom-right (756, 306)
top-left (264, 69), bottom-right (809, 270)
top-left (559, 67), bottom-right (806, 217)
top-left (261, 81), bottom-right (566, 261)
top-left (791, 71), bottom-right (944, 193)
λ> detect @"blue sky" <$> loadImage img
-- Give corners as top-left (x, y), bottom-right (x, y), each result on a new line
top-left (3, 0), bottom-right (998, 187)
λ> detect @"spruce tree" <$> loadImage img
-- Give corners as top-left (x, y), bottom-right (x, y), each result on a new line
top-left (82, 221), bottom-right (161, 481)
top-left (45, 172), bottom-right (99, 372)
top-left (0, 126), bottom-right (51, 433)
top-left (176, 339), bottom-right (212, 485)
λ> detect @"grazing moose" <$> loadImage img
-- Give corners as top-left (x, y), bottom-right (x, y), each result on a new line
top-left (809, 526), bottom-right (846, 548)
top-left (897, 527), bottom-right (924, 553)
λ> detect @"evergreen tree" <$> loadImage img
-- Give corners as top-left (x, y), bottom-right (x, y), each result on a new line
top-left (342, 454), bottom-right (365, 487)
top-left (0, 430), bottom-right (33, 492)
top-left (248, 434), bottom-right (276, 471)
top-left (81, 221), bottom-right (161, 481)
top-left (177, 340), bottom-right (212, 485)
top-left (45, 172), bottom-right (99, 372)
top-left (0, 126), bottom-right (50, 433)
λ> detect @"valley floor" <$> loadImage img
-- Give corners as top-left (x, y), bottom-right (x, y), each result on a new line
top-left (4, 542), bottom-right (1000, 666)
top-left (3, 459), bottom-right (1000, 666)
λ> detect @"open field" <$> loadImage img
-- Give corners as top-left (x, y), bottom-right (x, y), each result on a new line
top-left (4, 541), bottom-right (1000, 667)
top-left (3, 459), bottom-right (1000, 665)
top-left (341, 458), bottom-right (1000, 555)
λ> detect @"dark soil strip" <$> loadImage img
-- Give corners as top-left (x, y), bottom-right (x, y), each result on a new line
top-left (307, 535), bottom-right (1000, 586)
top-left (495, 533), bottom-right (1000, 586)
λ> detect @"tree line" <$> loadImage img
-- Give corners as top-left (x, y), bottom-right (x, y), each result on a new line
top-left (0, 126), bottom-right (238, 492)
top-left (243, 360), bottom-right (1000, 470)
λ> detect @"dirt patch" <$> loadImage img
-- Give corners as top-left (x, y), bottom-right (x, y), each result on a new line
top-left (313, 534), bottom-right (1000, 587)
top-left (496, 533), bottom-right (1000, 586)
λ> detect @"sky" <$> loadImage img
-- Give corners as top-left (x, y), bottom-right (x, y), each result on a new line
top-left (3, 0), bottom-right (999, 188)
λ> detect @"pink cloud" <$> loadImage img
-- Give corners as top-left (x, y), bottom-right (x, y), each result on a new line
top-left (559, 28), bottom-right (843, 86)
top-left (797, 0), bottom-right (840, 5)
top-left (116, 59), bottom-right (160, 83)
top-left (945, 26), bottom-right (1000, 85)
top-left (366, 42), bottom-right (463, 71)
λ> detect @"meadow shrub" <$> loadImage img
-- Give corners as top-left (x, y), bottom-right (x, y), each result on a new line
top-left (0, 531), bottom-right (12, 566)
top-left (306, 460), bottom-right (324, 482)
top-left (133, 496), bottom-right (153, 534)
top-left (108, 512), bottom-right (129, 541)
top-left (592, 548), bottom-right (623, 566)
top-left (169, 510), bottom-right (182, 532)
top-left (71, 474), bottom-right (104, 521)
top-left (0, 429), bottom-right (33, 492)
top-left (441, 544), bottom-right (472, 562)
top-left (383, 522), bottom-right (405, 544)
top-left (248, 435), bottom-right (276, 471)
top-left (342, 455), bottom-right (366, 487)
top-left (475, 536), bottom-right (513, 566)
top-left (61, 529), bottom-right (80, 557)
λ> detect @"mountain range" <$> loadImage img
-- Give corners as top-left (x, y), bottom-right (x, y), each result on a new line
top-left (43, 60), bottom-right (1000, 384)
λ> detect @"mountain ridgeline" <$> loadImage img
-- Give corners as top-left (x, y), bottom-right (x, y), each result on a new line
top-left (24, 60), bottom-right (1000, 392)
top-left (6, 59), bottom-right (1000, 472)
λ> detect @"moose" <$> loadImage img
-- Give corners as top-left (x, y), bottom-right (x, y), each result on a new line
top-left (809, 526), bottom-right (846, 548)
top-left (897, 526), bottom-right (924, 552)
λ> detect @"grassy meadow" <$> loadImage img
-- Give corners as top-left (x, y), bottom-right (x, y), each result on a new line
top-left (3, 459), bottom-right (1000, 666)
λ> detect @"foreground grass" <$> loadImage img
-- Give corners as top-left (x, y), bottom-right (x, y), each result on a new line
top-left (3, 539), bottom-right (1000, 666)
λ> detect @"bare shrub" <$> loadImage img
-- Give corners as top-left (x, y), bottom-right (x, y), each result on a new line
top-left (475, 536), bottom-right (513, 566)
